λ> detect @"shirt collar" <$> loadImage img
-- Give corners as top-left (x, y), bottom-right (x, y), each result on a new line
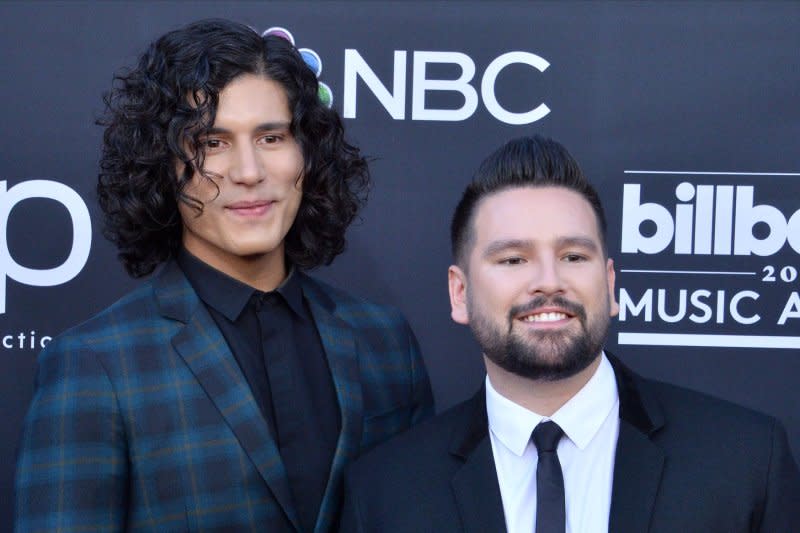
top-left (486, 352), bottom-right (619, 456)
top-left (176, 248), bottom-right (308, 322)
top-left (271, 266), bottom-right (308, 321)
top-left (550, 353), bottom-right (618, 450)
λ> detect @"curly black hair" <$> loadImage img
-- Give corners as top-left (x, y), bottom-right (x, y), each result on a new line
top-left (97, 18), bottom-right (370, 277)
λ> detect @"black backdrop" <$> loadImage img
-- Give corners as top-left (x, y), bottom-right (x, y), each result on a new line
top-left (2, 1), bottom-right (799, 526)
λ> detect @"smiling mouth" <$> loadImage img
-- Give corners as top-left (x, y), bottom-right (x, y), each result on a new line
top-left (510, 296), bottom-right (585, 326)
top-left (227, 201), bottom-right (274, 216)
top-left (520, 311), bottom-right (570, 323)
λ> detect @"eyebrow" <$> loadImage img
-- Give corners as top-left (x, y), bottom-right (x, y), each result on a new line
top-left (483, 239), bottom-right (533, 258)
top-left (482, 236), bottom-right (599, 257)
top-left (557, 236), bottom-right (600, 252)
top-left (204, 122), bottom-right (291, 135)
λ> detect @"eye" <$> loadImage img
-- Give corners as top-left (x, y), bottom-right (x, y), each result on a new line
top-left (258, 134), bottom-right (283, 145)
top-left (562, 253), bottom-right (587, 263)
top-left (498, 257), bottom-right (526, 265)
top-left (200, 138), bottom-right (228, 153)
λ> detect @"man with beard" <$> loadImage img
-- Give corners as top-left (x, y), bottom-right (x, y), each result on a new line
top-left (339, 135), bottom-right (800, 533)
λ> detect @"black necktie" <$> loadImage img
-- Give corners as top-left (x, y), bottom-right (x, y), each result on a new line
top-left (532, 420), bottom-right (566, 533)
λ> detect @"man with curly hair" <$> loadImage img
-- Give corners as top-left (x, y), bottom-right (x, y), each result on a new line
top-left (15, 19), bottom-right (433, 533)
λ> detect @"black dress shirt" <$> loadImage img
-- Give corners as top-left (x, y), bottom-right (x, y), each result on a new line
top-left (177, 250), bottom-right (340, 533)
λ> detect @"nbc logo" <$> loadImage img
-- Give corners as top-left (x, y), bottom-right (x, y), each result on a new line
top-left (263, 27), bottom-right (333, 108)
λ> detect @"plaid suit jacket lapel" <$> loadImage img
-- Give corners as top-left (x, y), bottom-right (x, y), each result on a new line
top-left (300, 274), bottom-right (363, 533)
top-left (154, 262), bottom-right (302, 532)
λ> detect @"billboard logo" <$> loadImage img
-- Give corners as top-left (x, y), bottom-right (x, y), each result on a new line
top-left (621, 182), bottom-right (800, 256)
top-left (0, 180), bottom-right (91, 314)
top-left (616, 171), bottom-right (800, 350)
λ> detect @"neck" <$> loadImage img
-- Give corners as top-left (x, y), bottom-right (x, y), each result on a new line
top-left (230, 254), bottom-right (288, 292)
top-left (484, 354), bottom-right (602, 417)
top-left (183, 245), bottom-right (288, 292)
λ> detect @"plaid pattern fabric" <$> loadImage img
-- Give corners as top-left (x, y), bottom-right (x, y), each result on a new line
top-left (15, 261), bottom-right (433, 533)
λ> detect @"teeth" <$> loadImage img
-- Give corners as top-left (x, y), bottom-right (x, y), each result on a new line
top-left (522, 312), bottom-right (567, 322)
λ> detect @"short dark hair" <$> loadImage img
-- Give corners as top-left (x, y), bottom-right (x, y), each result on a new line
top-left (450, 135), bottom-right (607, 266)
top-left (97, 18), bottom-right (369, 277)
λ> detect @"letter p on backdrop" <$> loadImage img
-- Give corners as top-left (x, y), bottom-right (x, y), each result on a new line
top-left (0, 180), bottom-right (91, 314)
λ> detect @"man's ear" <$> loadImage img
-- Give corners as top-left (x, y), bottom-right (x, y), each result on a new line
top-left (448, 265), bottom-right (469, 325)
top-left (607, 258), bottom-right (619, 317)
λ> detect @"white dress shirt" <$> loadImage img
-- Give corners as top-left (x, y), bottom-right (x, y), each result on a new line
top-left (486, 353), bottom-right (620, 533)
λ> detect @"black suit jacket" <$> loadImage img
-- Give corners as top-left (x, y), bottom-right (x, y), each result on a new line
top-left (341, 354), bottom-right (800, 532)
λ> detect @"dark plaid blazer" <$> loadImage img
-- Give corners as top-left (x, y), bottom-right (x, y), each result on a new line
top-left (15, 261), bottom-right (433, 532)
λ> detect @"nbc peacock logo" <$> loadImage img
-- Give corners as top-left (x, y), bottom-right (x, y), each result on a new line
top-left (263, 27), bottom-right (333, 108)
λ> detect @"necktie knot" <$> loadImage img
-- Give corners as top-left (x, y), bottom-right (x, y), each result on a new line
top-left (532, 420), bottom-right (564, 453)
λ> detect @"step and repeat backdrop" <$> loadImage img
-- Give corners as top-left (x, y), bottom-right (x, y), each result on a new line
top-left (2, 1), bottom-right (798, 523)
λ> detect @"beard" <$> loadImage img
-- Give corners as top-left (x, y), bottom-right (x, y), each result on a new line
top-left (468, 294), bottom-right (610, 381)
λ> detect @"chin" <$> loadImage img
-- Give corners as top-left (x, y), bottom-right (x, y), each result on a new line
top-left (235, 246), bottom-right (281, 259)
top-left (227, 236), bottom-right (282, 256)
top-left (496, 337), bottom-right (599, 381)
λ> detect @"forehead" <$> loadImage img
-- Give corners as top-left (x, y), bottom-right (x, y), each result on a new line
top-left (471, 186), bottom-right (602, 249)
top-left (214, 74), bottom-right (291, 122)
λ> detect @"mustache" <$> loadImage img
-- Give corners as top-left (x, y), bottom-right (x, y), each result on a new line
top-left (508, 295), bottom-right (587, 323)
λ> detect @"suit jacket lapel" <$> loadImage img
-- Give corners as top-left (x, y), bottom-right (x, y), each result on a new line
top-left (607, 353), bottom-right (666, 533)
top-left (300, 275), bottom-right (363, 533)
top-left (450, 390), bottom-right (507, 533)
top-left (155, 262), bottom-right (301, 532)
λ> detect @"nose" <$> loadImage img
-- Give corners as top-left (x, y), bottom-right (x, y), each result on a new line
top-left (229, 144), bottom-right (264, 185)
top-left (526, 256), bottom-right (565, 296)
